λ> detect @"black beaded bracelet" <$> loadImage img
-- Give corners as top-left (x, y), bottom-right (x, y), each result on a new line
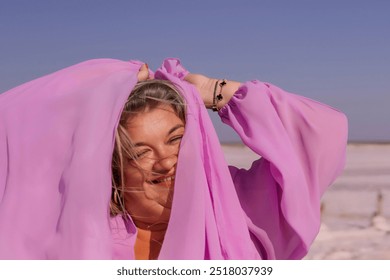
top-left (211, 79), bottom-right (227, 111)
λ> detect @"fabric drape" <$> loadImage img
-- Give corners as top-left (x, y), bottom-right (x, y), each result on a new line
top-left (0, 58), bottom-right (347, 259)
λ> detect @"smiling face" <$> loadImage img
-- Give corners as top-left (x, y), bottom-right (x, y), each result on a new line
top-left (123, 104), bottom-right (185, 228)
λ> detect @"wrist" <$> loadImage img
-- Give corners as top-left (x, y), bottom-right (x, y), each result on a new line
top-left (209, 79), bottom-right (240, 111)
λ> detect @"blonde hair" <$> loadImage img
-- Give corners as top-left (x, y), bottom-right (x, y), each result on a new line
top-left (110, 80), bottom-right (186, 217)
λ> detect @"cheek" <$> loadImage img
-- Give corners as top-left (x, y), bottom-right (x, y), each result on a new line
top-left (143, 188), bottom-right (161, 201)
top-left (124, 165), bottom-right (145, 188)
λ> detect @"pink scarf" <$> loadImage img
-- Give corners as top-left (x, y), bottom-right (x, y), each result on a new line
top-left (0, 58), bottom-right (346, 259)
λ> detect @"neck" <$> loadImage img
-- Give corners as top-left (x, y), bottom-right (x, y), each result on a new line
top-left (135, 226), bottom-right (167, 260)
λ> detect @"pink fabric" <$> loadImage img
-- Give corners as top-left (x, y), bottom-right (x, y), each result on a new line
top-left (219, 82), bottom-right (348, 258)
top-left (0, 58), bottom-right (348, 259)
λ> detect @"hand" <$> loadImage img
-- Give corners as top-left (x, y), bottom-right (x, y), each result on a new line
top-left (137, 64), bottom-right (151, 82)
top-left (184, 73), bottom-right (217, 108)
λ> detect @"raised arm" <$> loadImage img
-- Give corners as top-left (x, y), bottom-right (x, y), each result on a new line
top-left (186, 73), bottom-right (348, 259)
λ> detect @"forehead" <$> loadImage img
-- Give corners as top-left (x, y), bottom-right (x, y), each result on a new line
top-left (125, 105), bottom-right (184, 141)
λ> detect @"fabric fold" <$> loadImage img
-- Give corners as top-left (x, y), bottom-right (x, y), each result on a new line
top-left (219, 81), bottom-right (347, 259)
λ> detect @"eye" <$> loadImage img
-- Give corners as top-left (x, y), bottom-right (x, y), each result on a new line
top-left (168, 135), bottom-right (183, 144)
top-left (132, 149), bottom-right (150, 159)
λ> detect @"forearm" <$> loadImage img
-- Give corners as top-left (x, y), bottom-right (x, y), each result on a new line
top-left (183, 73), bottom-right (241, 110)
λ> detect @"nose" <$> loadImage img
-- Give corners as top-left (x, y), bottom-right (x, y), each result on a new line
top-left (152, 153), bottom-right (177, 174)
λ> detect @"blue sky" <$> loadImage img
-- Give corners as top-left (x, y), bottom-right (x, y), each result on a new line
top-left (1, 0), bottom-right (389, 142)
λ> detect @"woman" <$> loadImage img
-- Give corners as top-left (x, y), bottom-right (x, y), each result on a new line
top-left (0, 58), bottom-right (348, 259)
top-left (110, 79), bottom-right (186, 260)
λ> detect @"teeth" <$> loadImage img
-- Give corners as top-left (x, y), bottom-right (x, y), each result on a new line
top-left (151, 176), bottom-right (175, 184)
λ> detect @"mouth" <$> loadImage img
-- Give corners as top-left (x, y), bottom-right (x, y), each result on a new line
top-left (147, 175), bottom-right (175, 186)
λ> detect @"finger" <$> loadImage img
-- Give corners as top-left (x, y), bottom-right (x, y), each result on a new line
top-left (137, 63), bottom-right (149, 81)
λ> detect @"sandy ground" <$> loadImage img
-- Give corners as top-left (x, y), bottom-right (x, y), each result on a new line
top-left (221, 143), bottom-right (390, 259)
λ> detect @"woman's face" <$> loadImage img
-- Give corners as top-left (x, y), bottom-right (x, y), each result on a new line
top-left (123, 104), bottom-right (185, 229)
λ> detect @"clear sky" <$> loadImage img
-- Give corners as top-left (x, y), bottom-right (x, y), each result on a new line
top-left (1, 0), bottom-right (389, 142)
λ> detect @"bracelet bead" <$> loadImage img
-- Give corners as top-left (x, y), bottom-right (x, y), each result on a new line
top-left (212, 79), bottom-right (227, 111)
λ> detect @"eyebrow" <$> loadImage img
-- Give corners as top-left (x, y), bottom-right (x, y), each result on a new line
top-left (168, 124), bottom-right (185, 135)
top-left (133, 124), bottom-right (185, 147)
